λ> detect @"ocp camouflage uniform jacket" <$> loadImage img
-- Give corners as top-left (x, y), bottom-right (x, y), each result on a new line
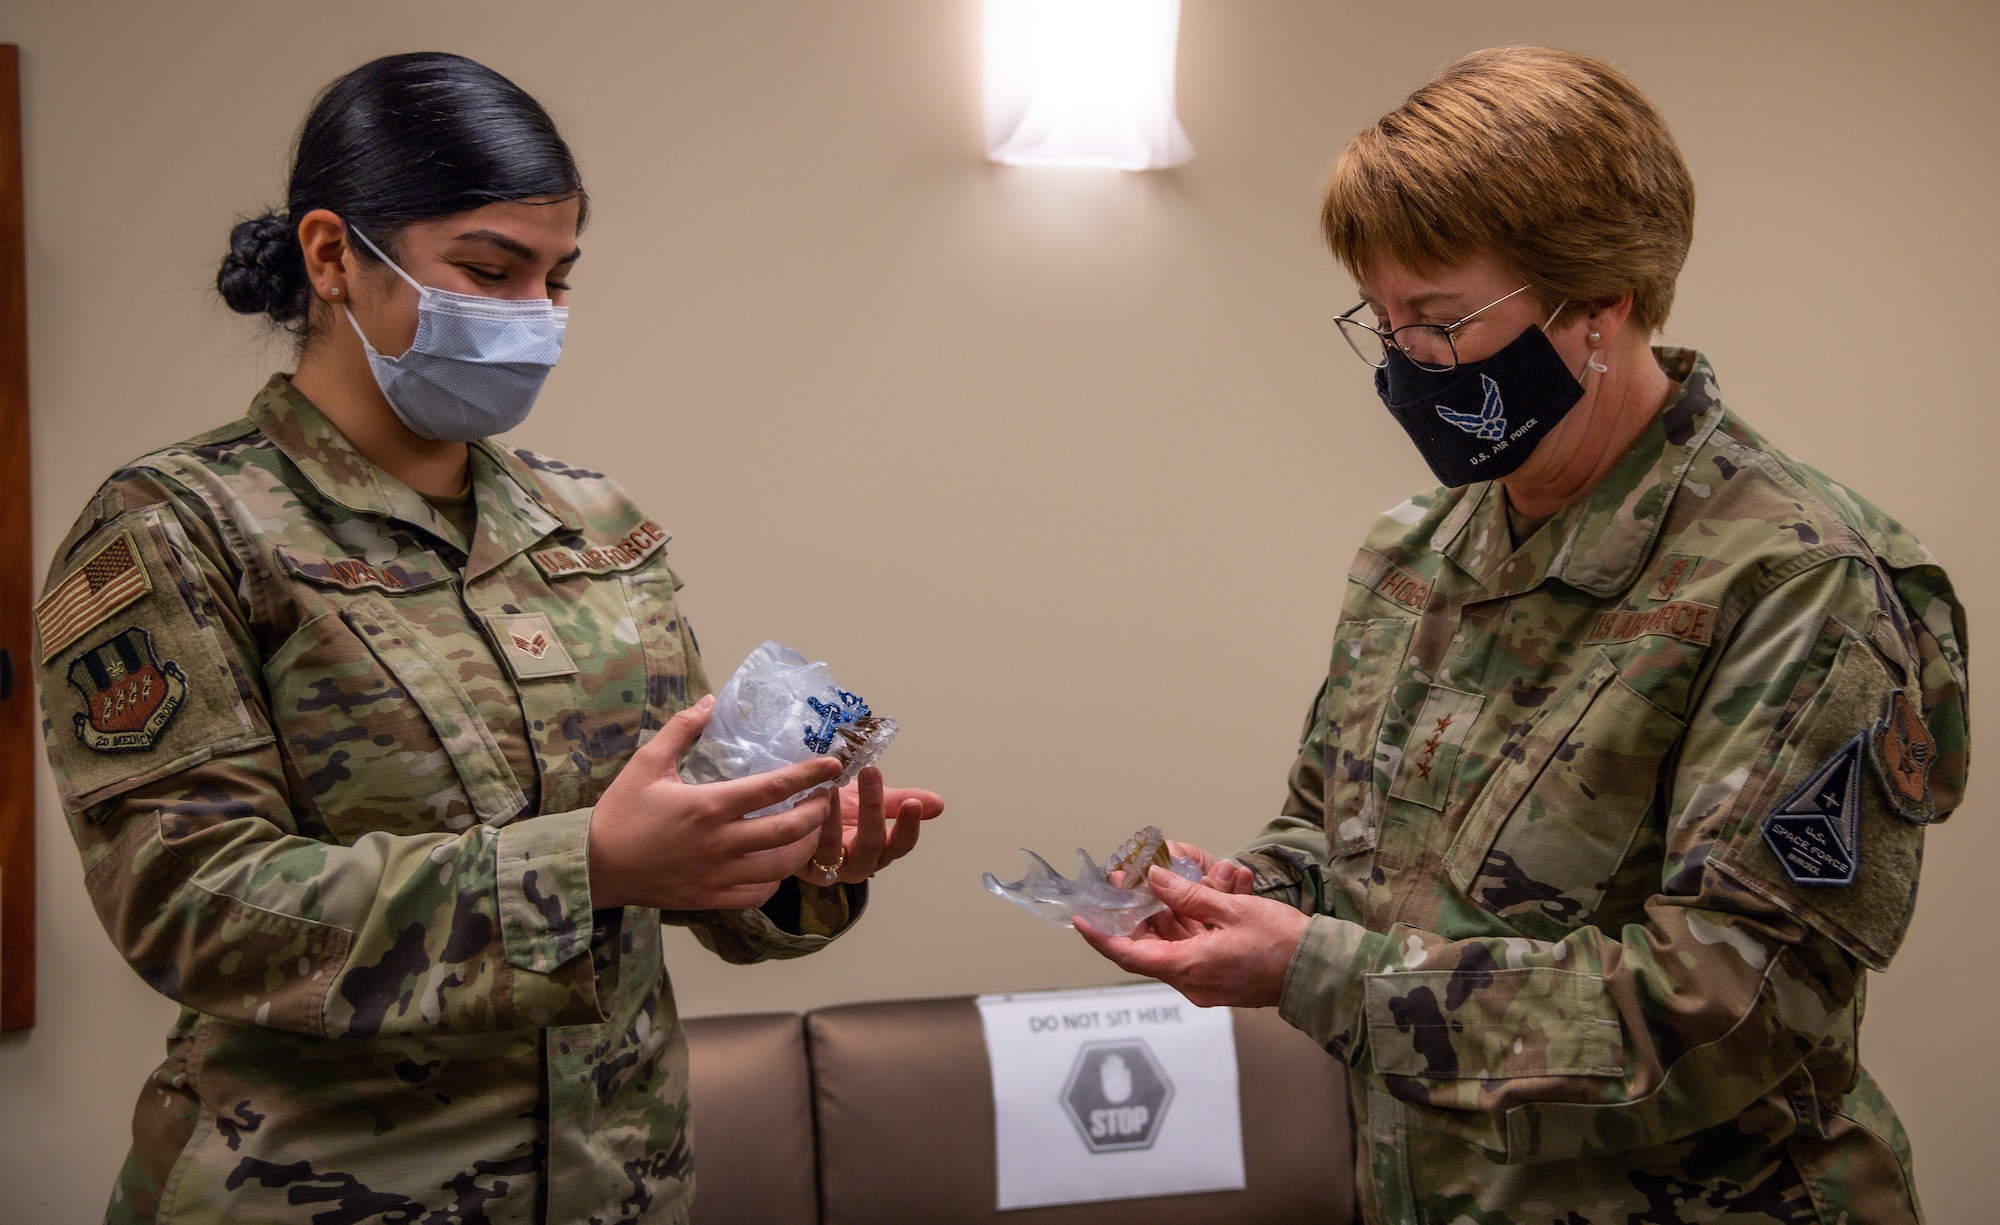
top-left (1236, 351), bottom-right (1968, 1224)
top-left (35, 376), bottom-right (863, 1225)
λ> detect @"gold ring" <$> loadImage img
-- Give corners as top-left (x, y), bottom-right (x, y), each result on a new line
top-left (810, 849), bottom-right (845, 881)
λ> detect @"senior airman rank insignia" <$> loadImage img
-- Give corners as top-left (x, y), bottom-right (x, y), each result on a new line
top-left (1871, 690), bottom-right (1936, 824)
top-left (1761, 731), bottom-right (1864, 887)
top-left (487, 611), bottom-right (580, 680)
top-left (67, 626), bottom-right (187, 753)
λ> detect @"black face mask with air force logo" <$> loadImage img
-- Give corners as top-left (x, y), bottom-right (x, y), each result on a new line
top-left (1372, 322), bottom-right (1585, 488)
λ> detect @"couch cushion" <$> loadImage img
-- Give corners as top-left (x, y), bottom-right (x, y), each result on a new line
top-left (807, 995), bottom-right (1354, 1225)
top-left (685, 1011), bottom-right (819, 1225)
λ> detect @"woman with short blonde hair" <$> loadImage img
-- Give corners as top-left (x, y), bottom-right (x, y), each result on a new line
top-left (1083, 46), bottom-right (1964, 1225)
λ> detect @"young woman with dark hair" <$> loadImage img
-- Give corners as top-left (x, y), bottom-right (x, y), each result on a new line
top-left (38, 51), bottom-right (941, 1224)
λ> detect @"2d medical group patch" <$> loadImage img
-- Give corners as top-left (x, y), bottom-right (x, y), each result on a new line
top-left (66, 626), bottom-right (187, 753)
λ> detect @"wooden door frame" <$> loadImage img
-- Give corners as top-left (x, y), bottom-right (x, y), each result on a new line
top-left (1, 43), bottom-right (36, 1032)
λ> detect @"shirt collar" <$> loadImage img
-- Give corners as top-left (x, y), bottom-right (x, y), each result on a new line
top-left (1431, 347), bottom-right (1727, 601)
top-left (248, 374), bottom-right (585, 572)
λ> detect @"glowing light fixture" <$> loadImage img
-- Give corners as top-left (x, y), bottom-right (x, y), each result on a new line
top-left (983, 0), bottom-right (1195, 171)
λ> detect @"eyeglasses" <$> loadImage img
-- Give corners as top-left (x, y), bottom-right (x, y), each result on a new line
top-left (1335, 284), bottom-right (1535, 373)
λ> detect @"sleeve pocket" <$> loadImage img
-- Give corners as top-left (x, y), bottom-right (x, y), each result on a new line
top-left (1365, 966), bottom-right (1623, 1080)
top-left (1713, 631), bottom-right (1927, 969)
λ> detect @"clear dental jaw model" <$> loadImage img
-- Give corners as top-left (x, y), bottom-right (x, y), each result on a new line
top-left (983, 825), bottom-right (1202, 937)
top-left (681, 641), bottom-right (898, 817)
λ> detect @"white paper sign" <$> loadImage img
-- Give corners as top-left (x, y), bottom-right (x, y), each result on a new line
top-left (976, 983), bottom-right (1245, 1210)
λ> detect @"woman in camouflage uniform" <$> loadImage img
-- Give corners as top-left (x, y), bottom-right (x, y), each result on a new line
top-left (1080, 47), bottom-right (1966, 1224)
top-left (36, 52), bottom-right (941, 1224)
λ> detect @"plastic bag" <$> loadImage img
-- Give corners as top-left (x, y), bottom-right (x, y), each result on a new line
top-left (681, 640), bottom-right (899, 817)
top-left (983, 826), bottom-right (1201, 936)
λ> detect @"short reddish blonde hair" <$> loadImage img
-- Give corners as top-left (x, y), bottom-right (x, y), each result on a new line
top-left (1322, 46), bottom-right (1694, 331)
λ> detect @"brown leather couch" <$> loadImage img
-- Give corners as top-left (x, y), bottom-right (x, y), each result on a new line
top-left (684, 995), bottom-right (1356, 1224)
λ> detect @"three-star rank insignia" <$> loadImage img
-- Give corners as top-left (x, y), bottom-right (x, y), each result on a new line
top-left (66, 626), bottom-right (188, 753)
top-left (1870, 689), bottom-right (1936, 824)
top-left (1762, 731), bottom-right (1864, 887)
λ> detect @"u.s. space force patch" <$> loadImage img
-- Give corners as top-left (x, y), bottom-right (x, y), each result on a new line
top-left (1761, 731), bottom-right (1864, 887)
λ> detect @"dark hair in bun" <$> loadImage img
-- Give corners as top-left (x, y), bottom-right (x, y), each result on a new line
top-left (215, 51), bottom-right (586, 334)
top-left (217, 213), bottom-right (310, 322)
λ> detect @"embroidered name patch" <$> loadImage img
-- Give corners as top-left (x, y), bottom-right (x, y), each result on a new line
top-left (531, 520), bottom-right (670, 579)
top-left (1583, 601), bottom-right (1716, 647)
top-left (278, 549), bottom-right (453, 594)
top-left (36, 530), bottom-right (152, 662)
top-left (1377, 569), bottom-right (1432, 613)
top-left (1761, 732), bottom-right (1864, 887)
top-left (66, 626), bottom-right (187, 753)
top-left (487, 612), bottom-right (580, 680)
top-left (1647, 553), bottom-right (1704, 602)
top-left (1870, 689), bottom-right (1936, 824)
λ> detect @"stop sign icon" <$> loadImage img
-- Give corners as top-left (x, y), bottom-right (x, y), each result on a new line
top-left (1061, 1040), bottom-right (1175, 1153)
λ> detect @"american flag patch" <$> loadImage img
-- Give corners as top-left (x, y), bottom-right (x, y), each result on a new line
top-left (36, 530), bottom-right (153, 663)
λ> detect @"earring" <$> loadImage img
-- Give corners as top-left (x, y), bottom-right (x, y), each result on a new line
top-left (327, 286), bottom-right (342, 298)
top-left (1587, 330), bottom-right (1601, 344)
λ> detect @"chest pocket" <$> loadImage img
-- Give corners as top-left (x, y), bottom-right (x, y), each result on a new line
top-left (1322, 617), bottom-right (1417, 858)
top-left (266, 557), bottom-right (529, 841)
top-left (620, 569), bottom-right (691, 737)
top-left (510, 531), bottom-right (689, 811)
top-left (1444, 653), bottom-right (1686, 941)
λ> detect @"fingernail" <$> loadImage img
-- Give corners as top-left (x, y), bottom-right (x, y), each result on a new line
top-left (697, 694), bottom-right (715, 710)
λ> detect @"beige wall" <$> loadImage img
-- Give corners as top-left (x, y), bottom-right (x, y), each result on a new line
top-left (1, 1), bottom-right (1993, 1219)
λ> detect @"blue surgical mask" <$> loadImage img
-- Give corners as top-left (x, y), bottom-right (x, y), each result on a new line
top-left (342, 225), bottom-right (567, 442)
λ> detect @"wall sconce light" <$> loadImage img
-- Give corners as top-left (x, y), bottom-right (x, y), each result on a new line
top-left (983, 0), bottom-right (1195, 171)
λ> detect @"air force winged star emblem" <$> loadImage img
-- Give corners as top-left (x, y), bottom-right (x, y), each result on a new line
top-left (1435, 374), bottom-right (1508, 442)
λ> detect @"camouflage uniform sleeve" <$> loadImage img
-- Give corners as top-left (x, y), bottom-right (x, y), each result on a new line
top-left (1272, 554), bottom-right (1956, 1162)
top-left (655, 595), bottom-right (872, 960)
top-left (1232, 680), bottom-right (1336, 912)
top-left (38, 471), bottom-right (613, 1038)
top-left (673, 879), bottom-right (869, 963)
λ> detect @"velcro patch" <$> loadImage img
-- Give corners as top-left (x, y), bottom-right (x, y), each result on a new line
top-left (530, 520), bottom-right (669, 579)
top-left (36, 529), bottom-right (152, 662)
top-left (66, 626), bottom-right (187, 753)
top-left (1870, 689), bottom-right (1936, 824)
top-left (1761, 732), bottom-right (1864, 887)
top-left (487, 612), bottom-right (580, 680)
top-left (1582, 601), bottom-right (1716, 647)
top-left (1647, 553), bottom-right (1704, 601)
